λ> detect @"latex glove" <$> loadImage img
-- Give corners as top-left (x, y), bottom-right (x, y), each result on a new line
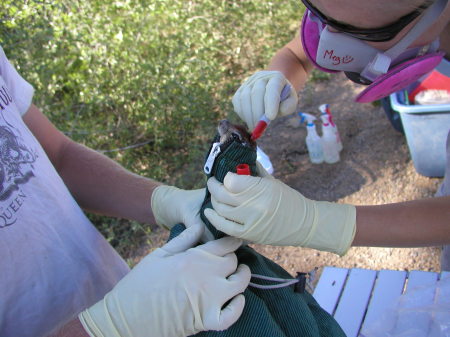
top-left (232, 71), bottom-right (298, 131)
top-left (204, 173), bottom-right (356, 256)
top-left (151, 186), bottom-right (214, 242)
top-left (79, 224), bottom-right (251, 337)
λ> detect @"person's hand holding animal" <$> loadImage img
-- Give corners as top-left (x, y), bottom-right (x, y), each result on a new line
top-left (233, 71), bottom-right (298, 131)
top-left (151, 186), bottom-right (216, 241)
top-left (79, 224), bottom-right (251, 337)
top-left (216, 119), bottom-right (270, 178)
top-left (205, 173), bottom-right (356, 255)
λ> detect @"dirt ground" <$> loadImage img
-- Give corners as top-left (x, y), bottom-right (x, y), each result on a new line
top-left (133, 72), bottom-right (444, 283)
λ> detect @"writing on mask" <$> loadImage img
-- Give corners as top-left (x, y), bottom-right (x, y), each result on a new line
top-left (322, 49), bottom-right (354, 66)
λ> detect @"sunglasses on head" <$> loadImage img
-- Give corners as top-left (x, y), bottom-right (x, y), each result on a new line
top-left (301, 0), bottom-right (432, 42)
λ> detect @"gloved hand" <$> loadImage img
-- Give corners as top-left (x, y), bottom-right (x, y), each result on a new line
top-left (79, 224), bottom-right (251, 337)
top-left (204, 173), bottom-right (356, 256)
top-left (151, 186), bottom-right (214, 242)
top-left (232, 71), bottom-right (298, 131)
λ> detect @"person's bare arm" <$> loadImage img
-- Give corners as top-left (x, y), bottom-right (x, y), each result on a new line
top-left (22, 104), bottom-right (161, 224)
top-left (439, 21), bottom-right (450, 59)
top-left (353, 196), bottom-right (450, 247)
top-left (267, 34), bottom-right (315, 92)
top-left (48, 318), bottom-right (89, 337)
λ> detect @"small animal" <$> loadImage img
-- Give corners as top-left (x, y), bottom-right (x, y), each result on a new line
top-left (217, 119), bottom-right (256, 149)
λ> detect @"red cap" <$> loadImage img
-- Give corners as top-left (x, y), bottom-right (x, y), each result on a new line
top-left (251, 120), bottom-right (268, 141)
top-left (236, 164), bottom-right (251, 175)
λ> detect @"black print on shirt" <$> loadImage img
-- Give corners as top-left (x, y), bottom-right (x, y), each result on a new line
top-left (0, 124), bottom-right (37, 227)
top-left (0, 189), bottom-right (27, 227)
top-left (0, 86), bottom-right (13, 110)
top-left (0, 82), bottom-right (38, 228)
top-left (0, 125), bottom-right (37, 200)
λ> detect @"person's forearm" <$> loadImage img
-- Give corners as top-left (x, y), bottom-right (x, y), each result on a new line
top-left (48, 318), bottom-right (89, 337)
top-left (23, 104), bottom-right (162, 224)
top-left (353, 196), bottom-right (450, 247)
top-left (56, 139), bottom-right (161, 224)
top-left (267, 38), bottom-right (313, 92)
top-left (439, 21), bottom-right (450, 59)
top-left (267, 47), bottom-right (308, 92)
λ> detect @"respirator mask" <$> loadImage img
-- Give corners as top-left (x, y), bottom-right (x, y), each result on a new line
top-left (301, 0), bottom-right (447, 102)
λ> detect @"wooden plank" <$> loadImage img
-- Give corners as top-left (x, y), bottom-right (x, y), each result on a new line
top-left (434, 272), bottom-right (450, 307)
top-left (313, 267), bottom-right (349, 315)
top-left (361, 269), bottom-right (408, 330)
top-left (436, 273), bottom-right (450, 303)
top-left (315, 268), bottom-right (447, 336)
top-left (428, 272), bottom-right (450, 336)
top-left (406, 270), bottom-right (439, 292)
top-left (333, 268), bottom-right (377, 337)
top-left (392, 270), bottom-right (439, 336)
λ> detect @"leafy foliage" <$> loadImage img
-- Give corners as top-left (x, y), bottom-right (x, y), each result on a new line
top-left (0, 0), bottom-right (303, 259)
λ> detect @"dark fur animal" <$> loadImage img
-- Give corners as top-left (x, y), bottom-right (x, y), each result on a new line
top-left (217, 119), bottom-right (256, 149)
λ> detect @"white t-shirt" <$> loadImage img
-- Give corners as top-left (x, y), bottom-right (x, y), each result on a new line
top-left (0, 46), bottom-right (130, 337)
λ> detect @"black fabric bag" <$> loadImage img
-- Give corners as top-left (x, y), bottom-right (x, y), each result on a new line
top-left (169, 132), bottom-right (346, 337)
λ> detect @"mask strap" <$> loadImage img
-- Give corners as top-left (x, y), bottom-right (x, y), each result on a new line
top-left (387, 0), bottom-right (447, 59)
top-left (362, 0), bottom-right (447, 81)
top-left (308, 10), bottom-right (325, 34)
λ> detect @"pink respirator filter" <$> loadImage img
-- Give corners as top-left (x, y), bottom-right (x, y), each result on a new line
top-left (355, 52), bottom-right (444, 102)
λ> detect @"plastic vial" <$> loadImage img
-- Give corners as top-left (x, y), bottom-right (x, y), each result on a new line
top-left (256, 146), bottom-right (274, 175)
top-left (319, 104), bottom-right (343, 152)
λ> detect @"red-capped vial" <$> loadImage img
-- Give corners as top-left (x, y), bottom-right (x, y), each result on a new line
top-left (236, 164), bottom-right (251, 175)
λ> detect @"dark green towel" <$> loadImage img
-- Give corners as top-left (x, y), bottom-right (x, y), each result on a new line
top-left (169, 134), bottom-right (346, 337)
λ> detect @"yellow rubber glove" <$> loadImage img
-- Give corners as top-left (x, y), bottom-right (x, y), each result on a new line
top-left (79, 224), bottom-right (251, 337)
top-left (204, 173), bottom-right (356, 256)
top-left (232, 71), bottom-right (298, 131)
top-left (151, 186), bottom-right (214, 242)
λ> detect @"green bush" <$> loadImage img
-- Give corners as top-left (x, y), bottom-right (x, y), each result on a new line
top-left (0, 0), bottom-right (303, 259)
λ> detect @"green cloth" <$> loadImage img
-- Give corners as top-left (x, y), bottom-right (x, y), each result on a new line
top-left (169, 134), bottom-right (346, 337)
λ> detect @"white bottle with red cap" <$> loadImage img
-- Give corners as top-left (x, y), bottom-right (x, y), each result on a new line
top-left (319, 105), bottom-right (340, 164)
top-left (319, 104), bottom-right (343, 152)
top-left (321, 119), bottom-right (340, 163)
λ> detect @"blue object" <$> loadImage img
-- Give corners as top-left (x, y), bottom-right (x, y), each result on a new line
top-left (389, 91), bottom-right (450, 177)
